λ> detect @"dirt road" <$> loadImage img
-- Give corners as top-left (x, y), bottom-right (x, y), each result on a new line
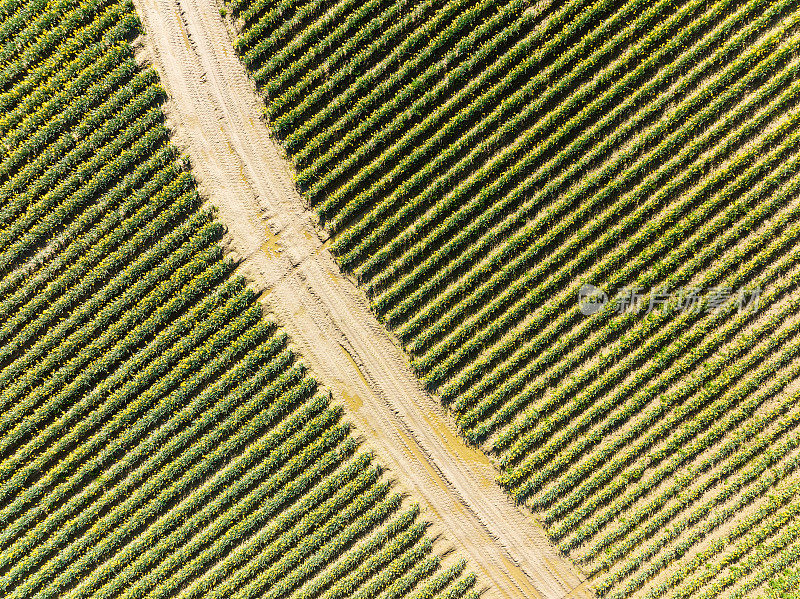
top-left (129, 0), bottom-right (593, 596)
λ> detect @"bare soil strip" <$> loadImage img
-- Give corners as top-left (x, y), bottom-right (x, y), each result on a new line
top-left (128, 0), bottom-right (593, 595)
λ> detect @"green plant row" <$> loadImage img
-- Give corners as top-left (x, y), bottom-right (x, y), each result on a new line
top-left (0, 0), bottom-right (479, 596)
top-left (232, 0), bottom-right (800, 594)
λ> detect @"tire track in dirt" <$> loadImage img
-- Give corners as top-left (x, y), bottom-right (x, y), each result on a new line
top-left (129, 0), bottom-right (594, 595)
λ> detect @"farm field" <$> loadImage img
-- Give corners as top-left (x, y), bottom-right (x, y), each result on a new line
top-left (125, 0), bottom-right (590, 594)
top-left (229, 0), bottom-right (800, 597)
top-left (0, 0), bottom-right (481, 597)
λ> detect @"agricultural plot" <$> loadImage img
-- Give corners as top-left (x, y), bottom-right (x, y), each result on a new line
top-left (230, 0), bottom-right (800, 596)
top-left (0, 0), bottom-right (479, 597)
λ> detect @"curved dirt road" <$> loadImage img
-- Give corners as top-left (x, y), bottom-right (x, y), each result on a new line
top-left (129, 0), bottom-right (594, 596)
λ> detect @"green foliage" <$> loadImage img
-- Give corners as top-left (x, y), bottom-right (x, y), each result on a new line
top-left (233, 0), bottom-right (800, 595)
top-left (0, 0), bottom-right (477, 597)
top-left (761, 567), bottom-right (800, 599)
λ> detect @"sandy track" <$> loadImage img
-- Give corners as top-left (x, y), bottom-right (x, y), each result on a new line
top-left (129, 0), bottom-right (593, 596)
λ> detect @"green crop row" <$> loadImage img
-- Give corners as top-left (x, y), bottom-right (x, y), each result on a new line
top-left (0, 0), bottom-right (478, 597)
top-left (234, 0), bottom-right (800, 594)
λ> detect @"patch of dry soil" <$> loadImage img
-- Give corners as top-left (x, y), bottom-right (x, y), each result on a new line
top-left (128, 0), bottom-right (593, 595)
